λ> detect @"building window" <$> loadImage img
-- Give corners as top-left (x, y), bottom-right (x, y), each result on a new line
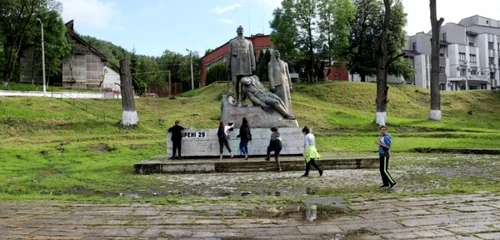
top-left (459, 52), bottom-right (466, 61)
top-left (469, 54), bottom-right (477, 62)
top-left (488, 41), bottom-right (494, 49)
top-left (492, 72), bottom-right (496, 80)
top-left (439, 83), bottom-right (446, 90)
top-left (460, 69), bottom-right (467, 76)
top-left (489, 57), bottom-right (495, 65)
top-left (412, 42), bottom-right (417, 51)
top-left (439, 66), bottom-right (445, 73)
top-left (471, 69), bottom-right (477, 75)
top-left (440, 53), bottom-right (445, 57)
top-left (469, 42), bottom-right (475, 46)
top-left (442, 33), bottom-right (447, 41)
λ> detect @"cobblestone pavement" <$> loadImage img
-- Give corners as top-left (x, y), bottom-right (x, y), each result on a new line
top-left (1, 193), bottom-right (500, 239)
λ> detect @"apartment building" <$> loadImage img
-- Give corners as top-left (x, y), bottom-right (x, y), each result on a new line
top-left (408, 15), bottom-right (500, 91)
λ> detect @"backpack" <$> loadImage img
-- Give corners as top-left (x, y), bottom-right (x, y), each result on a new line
top-left (217, 127), bottom-right (225, 139)
top-left (275, 137), bottom-right (282, 151)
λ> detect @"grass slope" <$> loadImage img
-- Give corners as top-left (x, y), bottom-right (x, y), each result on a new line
top-left (1, 81), bottom-right (499, 200)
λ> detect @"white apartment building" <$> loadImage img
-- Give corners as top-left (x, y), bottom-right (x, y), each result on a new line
top-left (407, 15), bottom-right (500, 91)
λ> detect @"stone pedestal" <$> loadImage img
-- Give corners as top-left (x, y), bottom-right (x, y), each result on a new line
top-left (166, 127), bottom-right (303, 158)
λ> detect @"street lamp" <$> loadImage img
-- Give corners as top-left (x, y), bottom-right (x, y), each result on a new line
top-left (186, 49), bottom-right (194, 90)
top-left (36, 18), bottom-right (46, 96)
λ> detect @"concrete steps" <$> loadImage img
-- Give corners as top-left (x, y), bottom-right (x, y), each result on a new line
top-left (134, 155), bottom-right (379, 174)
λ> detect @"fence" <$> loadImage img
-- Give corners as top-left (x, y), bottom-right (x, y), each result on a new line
top-left (146, 83), bottom-right (182, 97)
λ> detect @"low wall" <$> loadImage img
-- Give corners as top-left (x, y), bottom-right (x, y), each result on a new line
top-left (0, 90), bottom-right (121, 99)
top-left (166, 128), bottom-right (304, 158)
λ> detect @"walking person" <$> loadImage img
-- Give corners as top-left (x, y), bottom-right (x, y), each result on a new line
top-left (301, 126), bottom-right (323, 177)
top-left (237, 117), bottom-right (252, 160)
top-left (376, 125), bottom-right (397, 189)
top-left (217, 121), bottom-right (234, 159)
top-left (168, 120), bottom-right (185, 159)
top-left (265, 127), bottom-right (283, 172)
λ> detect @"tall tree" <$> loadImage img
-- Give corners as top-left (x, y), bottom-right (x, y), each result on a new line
top-left (269, 0), bottom-right (299, 62)
top-left (348, 0), bottom-right (382, 82)
top-left (119, 59), bottom-right (138, 127)
top-left (295, 0), bottom-right (320, 83)
top-left (318, 0), bottom-right (356, 65)
top-left (374, 0), bottom-right (407, 126)
top-left (429, 0), bottom-right (444, 121)
top-left (0, 0), bottom-right (67, 83)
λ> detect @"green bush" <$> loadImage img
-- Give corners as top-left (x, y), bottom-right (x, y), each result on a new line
top-left (205, 62), bottom-right (227, 85)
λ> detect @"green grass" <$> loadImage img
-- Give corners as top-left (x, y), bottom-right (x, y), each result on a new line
top-left (1, 81), bottom-right (500, 201)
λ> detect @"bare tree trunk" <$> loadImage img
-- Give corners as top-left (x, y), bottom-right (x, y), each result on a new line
top-left (119, 59), bottom-right (139, 127)
top-left (429, 0), bottom-right (444, 121)
top-left (374, 0), bottom-right (392, 126)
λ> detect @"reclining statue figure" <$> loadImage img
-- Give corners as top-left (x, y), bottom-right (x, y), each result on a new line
top-left (240, 75), bottom-right (296, 120)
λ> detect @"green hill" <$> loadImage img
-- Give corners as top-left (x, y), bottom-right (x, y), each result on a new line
top-left (1, 81), bottom-right (500, 199)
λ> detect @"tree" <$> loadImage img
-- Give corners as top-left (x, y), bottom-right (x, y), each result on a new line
top-left (205, 62), bottom-right (227, 86)
top-left (374, 0), bottom-right (407, 126)
top-left (119, 59), bottom-right (139, 127)
top-left (429, 0), bottom-right (444, 121)
top-left (269, 0), bottom-right (299, 62)
top-left (295, 0), bottom-right (321, 83)
top-left (0, 0), bottom-right (68, 83)
top-left (348, 0), bottom-right (383, 82)
top-left (318, 0), bottom-right (355, 64)
top-left (257, 49), bottom-right (271, 82)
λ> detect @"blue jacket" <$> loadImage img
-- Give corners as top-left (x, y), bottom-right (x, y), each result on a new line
top-left (378, 134), bottom-right (392, 155)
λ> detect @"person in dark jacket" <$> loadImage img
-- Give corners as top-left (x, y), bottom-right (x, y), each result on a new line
top-left (168, 120), bottom-right (185, 159)
top-left (237, 117), bottom-right (252, 160)
top-left (265, 126), bottom-right (283, 172)
top-left (217, 121), bottom-right (234, 159)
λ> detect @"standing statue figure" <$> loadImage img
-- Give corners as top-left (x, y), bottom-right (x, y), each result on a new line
top-left (227, 26), bottom-right (256, 106)
top-left (268, 50), bottom-right (293, 112)
top-left (241, 75), bottom-right (296, 120)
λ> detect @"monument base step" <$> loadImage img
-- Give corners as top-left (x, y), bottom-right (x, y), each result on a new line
top-left (134, 155), bottom-right (379, 174)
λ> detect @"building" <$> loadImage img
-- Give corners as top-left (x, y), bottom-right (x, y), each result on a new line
top-left (407, 15), bottom-right (500, 91)
top-left (200, 34), bottom-right (272, 86)
top-left (200, 34), bottom-right (350, 85)
top-left (20, 20), bottom-right (121, 91)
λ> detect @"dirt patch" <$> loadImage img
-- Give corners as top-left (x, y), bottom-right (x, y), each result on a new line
top-left (87, 143), bottom-right (117, 152)
top-left (129, 144), bottom-right (144, 150)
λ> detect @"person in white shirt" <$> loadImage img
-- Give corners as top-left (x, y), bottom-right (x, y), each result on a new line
top-left (301, 126), bottom-right (323, 177)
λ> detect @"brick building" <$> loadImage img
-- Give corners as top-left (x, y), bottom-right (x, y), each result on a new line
top-left (200, 34), bottom-right (272, 86)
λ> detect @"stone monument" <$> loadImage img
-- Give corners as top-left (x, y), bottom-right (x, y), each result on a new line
top-left (166, 28), bottom-right (303, 158)
top-left (268, 50), bottom-right (293, 113)
top-left (227, 26), bottom-right (256, 106)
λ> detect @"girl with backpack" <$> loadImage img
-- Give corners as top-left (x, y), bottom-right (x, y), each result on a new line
top-left (265, 126), bottom-right (283, 172)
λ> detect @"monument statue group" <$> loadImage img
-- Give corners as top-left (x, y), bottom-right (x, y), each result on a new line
top-left (167, 26), bottom-right (302, 158)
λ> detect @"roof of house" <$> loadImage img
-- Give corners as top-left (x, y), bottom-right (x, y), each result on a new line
top-left (65, 20), bottom-right (108, 61)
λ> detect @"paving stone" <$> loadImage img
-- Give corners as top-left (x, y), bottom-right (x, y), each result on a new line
top-left (475, 232), bottom-right (500, 239)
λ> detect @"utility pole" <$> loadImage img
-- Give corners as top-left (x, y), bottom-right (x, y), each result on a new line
top-left (186, 49), bottom-right (194, 90)
top-left (37, 18), bottom-right (46, 96)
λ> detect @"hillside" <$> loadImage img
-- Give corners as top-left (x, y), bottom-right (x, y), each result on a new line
top-left (1, 82), bottom-right (499, 151)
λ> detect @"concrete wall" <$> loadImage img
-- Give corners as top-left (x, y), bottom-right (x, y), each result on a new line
top-left (0, 90), bottom-right (121, 99)
top-left (442, 23), bottom-right (466, 45)
top-left (102, 66), bottom-right (121, 92)
top-left (166, 128), bottom-right (304, 157)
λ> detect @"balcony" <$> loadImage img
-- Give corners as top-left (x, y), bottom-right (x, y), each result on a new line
top-left (439, 73), bottom-right (447, 83)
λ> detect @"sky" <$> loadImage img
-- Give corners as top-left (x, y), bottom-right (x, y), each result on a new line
top-left (59, 0), bottom-right (500, 57)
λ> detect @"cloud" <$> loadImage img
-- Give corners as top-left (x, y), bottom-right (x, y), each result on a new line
top-left (60, 0), bottom-right (115, 29)
top-left (219, 19), bottom-right (236, 24)
top-left (253, 0), bottom-right (281, 8)
top-left (212, 4), bottom-right (242, 15)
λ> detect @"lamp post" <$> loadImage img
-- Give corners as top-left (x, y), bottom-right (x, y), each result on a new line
top-left (186, 49), bottom-right (194, 90)
top-left (36, 18), bottom-right (46, 96)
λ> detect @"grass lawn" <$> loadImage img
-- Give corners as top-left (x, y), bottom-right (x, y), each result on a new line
top-left (1, 81), bottom-right (499, 202)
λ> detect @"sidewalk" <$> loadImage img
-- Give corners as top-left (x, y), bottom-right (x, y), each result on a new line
top-left (1, 193), bottom-right (499, 239)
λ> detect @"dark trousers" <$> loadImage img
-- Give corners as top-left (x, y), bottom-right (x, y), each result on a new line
top-left (304, 158), bottom-right (321, 176)
top-left (172, 140), bottom-right (181, 158)
top-left (266, 146), bottom-right (281, 170)
top-left (219, 138), bottom-right (232, 154)
top-left (379, 154), bottom-right (396, 186)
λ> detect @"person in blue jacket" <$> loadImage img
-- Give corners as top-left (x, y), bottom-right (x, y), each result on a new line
top-left (376, 125), bottom-right (397, 189)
